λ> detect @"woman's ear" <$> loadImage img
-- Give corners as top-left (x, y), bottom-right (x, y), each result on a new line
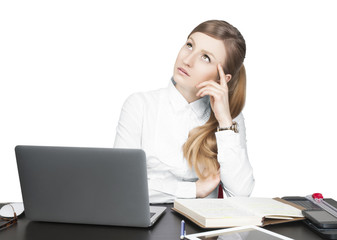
top-left (225, 74), bottom-right (232, 83)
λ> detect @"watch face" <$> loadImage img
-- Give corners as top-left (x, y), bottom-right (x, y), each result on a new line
top-left (230, 121), bottom-right (238, 133)
top-left (234, 122), bottom-right (239, 133)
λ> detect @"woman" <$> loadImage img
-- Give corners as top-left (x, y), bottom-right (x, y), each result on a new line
top-left (114, 20), bottom-right (255, 203)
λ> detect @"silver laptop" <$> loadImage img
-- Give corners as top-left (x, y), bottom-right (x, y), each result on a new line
top-left (15, 145), bottom-right (166, 227)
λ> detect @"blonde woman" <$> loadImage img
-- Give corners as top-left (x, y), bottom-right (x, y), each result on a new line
top-left (114, 20), bottom-right (255, 203)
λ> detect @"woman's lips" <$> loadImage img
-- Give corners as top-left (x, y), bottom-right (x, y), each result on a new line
top-left (178, 67), bottom-right (190, 77)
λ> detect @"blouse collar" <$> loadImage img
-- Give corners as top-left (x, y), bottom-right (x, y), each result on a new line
top-left (168, 77), bottom-right (210, 120)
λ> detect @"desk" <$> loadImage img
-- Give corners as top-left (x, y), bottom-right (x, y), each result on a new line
top-left (0, 204), bottom-right (325, 240)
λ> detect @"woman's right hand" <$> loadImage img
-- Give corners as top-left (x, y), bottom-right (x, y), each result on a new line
top-left (196, 171), bottom-right (221, 198)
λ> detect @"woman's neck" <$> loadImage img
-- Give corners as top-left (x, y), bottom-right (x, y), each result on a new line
top-left (175, 84), bottom-right (199, 104)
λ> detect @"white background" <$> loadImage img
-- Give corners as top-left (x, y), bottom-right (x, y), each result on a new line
top-left (1, 0), bottom-right (336, 202)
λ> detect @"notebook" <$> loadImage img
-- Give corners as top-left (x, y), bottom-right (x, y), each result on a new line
top-left (15, 145), bottom-right (166, 227)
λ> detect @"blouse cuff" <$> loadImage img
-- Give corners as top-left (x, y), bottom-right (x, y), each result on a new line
top-left (215, 130), bottom-right (241, 149)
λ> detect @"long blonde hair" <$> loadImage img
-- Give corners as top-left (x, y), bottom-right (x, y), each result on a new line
top-left (182, 20), bottom-right (247, 179)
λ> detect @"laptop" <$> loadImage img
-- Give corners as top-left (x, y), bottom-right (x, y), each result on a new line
top-left (15, 145), bottom-right (166, 227)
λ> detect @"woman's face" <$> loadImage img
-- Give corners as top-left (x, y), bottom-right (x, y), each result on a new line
top-left (173, 32), bottom-right (226, 92)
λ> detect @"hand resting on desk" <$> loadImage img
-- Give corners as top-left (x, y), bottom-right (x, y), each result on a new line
top-left (196, 171), bottom-right (221, 198)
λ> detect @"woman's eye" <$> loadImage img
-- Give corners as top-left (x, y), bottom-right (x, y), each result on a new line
top-left (186, 42), bottom-right (192, 49)
top-left (202, 55), bottom-right (211, 63)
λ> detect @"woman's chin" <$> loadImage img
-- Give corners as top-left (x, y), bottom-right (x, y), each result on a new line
top-left (173, 73), bottom-right (189, 84)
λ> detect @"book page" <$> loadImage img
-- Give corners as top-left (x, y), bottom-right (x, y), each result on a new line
top-left (225, 197), bottom-right (303, 218)
top-left (175, 199), bottom-right (257, 218)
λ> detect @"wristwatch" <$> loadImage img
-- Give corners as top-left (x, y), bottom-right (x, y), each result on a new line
top-left (217, 121), bottom-right (239, 133)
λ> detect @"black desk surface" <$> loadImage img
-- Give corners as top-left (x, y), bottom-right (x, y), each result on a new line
top-left (0, 203), bottom-right (325, 240)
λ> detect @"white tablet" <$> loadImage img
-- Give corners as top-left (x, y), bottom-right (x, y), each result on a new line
top-left (185, 225), bottom-right (293, 240)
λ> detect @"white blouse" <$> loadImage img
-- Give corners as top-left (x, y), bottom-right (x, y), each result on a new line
top-left (114, 78), bottom-right (255, 203)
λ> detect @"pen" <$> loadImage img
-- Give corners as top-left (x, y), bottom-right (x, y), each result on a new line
top-left (180, 220), bottom-right (186, 239)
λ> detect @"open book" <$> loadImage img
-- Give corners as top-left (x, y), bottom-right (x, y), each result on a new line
top-left (173, 197), bottom-right (304, 228)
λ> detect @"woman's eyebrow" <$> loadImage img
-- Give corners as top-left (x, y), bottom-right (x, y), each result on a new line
top-left (189, 37), bottom-right (218, 61)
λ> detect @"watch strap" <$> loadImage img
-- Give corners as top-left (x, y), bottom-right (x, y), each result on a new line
top-left (217, 121), bottom-right (239, 133)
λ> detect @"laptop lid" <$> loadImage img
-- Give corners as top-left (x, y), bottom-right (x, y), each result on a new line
top-left (15, 145), bottom-right (165, 227)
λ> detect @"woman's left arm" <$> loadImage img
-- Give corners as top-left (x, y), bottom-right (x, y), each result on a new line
top-left (216, 113), bottom-right (255, 197)
top-left (196, 63), bottom-right (254, 197)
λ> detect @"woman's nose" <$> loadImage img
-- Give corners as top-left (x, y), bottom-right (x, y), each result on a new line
top-left (182, 53), bottom-right (195, 67)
